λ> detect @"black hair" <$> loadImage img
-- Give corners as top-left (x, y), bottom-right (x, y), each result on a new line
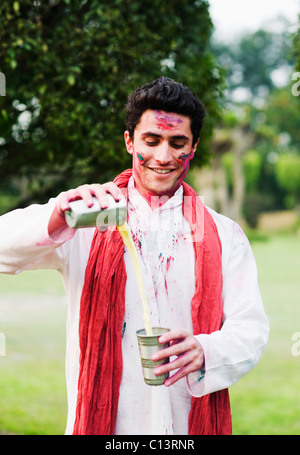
top-left (125, 77), bottom-right (206, 146)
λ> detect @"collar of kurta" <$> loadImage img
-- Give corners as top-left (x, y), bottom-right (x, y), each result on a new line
top-left (72, 169), bottom-right (232, 435)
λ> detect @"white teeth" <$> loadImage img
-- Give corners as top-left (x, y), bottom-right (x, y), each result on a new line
top-left (151, 168), bottom-right (173, 174)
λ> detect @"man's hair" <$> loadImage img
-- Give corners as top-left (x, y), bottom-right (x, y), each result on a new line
top-left (125, 77), bottom-right (206, 146)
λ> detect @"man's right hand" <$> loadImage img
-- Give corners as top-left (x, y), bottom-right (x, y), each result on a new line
top-left (48, 182), bottom-right (122, 236)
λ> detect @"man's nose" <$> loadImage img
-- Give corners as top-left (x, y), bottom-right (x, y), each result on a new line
top-left (155, 141), bottom-right (172, 164)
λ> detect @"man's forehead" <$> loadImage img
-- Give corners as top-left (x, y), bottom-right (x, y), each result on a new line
top-left (138, 109), bottom-right (192, 133)
top-left (142, 109), bottom-right (187, 121)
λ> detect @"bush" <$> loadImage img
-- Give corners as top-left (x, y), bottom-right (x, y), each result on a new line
top-left (275, 154), bottom-right (300, 207)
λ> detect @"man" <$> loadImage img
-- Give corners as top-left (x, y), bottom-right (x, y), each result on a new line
top-left (0, 77), bottom-right (269, 435)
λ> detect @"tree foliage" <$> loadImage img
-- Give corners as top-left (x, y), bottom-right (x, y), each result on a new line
top-left (275, 154), bottom-right (300, 200)
top-left (211, 24), bottom-right (294, 102)
top-left (294, 15), bottom-right (300, 72)
top-left (0, 0), bottom-right (223, 209)
top-left (204, 22), bottom-right (300, 226)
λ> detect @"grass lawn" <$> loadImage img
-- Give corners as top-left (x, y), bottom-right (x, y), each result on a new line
top-left (0, 234), bottom-right (299, 435)
top-left (230, 233), bottom-right (300, 435)
top-left (0, 270), bottom-right (68, 435)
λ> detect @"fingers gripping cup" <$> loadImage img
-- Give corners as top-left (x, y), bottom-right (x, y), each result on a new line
top-left (136, 327), bottom-right (170, 386)
top-left (64, 195), bottom-right (127, 229)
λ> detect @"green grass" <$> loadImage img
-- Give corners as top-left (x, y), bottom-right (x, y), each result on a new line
top-left (0, 269), bottom-right (65, 296)
top-left (0, 236), bottom-right (300, 435)
top-left (0, 270), bottom-right (67, 435)
top-left (230, 234), bottom-right (300, 435)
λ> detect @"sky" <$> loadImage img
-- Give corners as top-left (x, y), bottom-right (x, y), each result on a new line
top-left (208, 0), bottom-right (300, 42)
top-left (208, 1), bottom-right (300, 98)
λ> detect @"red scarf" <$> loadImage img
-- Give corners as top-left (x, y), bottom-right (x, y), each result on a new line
top-left (73, 169), bottom-right (232, 435)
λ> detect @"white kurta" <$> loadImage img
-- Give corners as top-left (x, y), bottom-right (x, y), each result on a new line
top-left (0, 177), bottom-right (269, 435)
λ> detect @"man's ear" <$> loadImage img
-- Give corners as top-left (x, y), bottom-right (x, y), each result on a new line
top-left (192, 139), bottom-right (199, 155)
top-left (124, 130), bottom-right (133, 155)
top-left (189, 139), bottom-right (199, 160)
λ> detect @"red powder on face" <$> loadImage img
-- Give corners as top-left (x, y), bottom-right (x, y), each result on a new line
top-left (154, 110), bottom-right (183, 131)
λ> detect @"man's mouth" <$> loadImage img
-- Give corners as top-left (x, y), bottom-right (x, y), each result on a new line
top-left (149, 168), bottom-right (175, 174)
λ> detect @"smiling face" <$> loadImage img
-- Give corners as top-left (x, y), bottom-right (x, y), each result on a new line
top-left (124, 109), bottom-right (198, 205)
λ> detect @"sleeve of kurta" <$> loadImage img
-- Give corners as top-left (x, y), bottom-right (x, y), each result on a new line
top-left (186, 215), bottom-right (270, 397)
top-left (0, 199), bottom-right (76, 274)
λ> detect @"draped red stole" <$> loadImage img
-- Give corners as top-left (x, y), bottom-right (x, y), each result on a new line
top-left (73, 169), bottom-right (232, 435)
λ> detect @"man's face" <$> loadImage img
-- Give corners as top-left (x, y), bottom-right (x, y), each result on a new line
top-left (124, 109), bottom-right (198, 205)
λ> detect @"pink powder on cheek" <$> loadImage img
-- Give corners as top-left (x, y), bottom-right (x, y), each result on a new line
top-left (175, 152), bottom-right (194, 187)
top-left (133, 151), bottom-right (145, 182)
top-left (137, 152), bottom-right (145, 164)
top-left (178, 153), bottom-right (189, 162)
top-left (178, 151), bottom-right (195, 174)
top-left (178, 150), bottom-right (194, 162)
top-left (132, 147), bottom-right (145, 176)
top-left (132, 153), bottom-right (154, 205)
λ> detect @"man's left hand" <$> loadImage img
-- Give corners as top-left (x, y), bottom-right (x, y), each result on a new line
top-left (151, 328), bottom-right (204, 387)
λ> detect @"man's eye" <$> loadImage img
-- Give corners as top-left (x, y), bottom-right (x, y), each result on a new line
top-left (145, 140), bottom-right (159, 146)
top-left (171, 143), bottom-right (185, 149)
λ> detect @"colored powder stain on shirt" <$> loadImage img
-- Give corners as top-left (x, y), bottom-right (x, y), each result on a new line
top-left (197, 370), bottom-right (205, 382)
top-left (159, 253), bottom-right (164, 264)
top-left (171, 234), bottom-right (178, 248)
top-left (164, 276), bottom-right (168, 297)
top-left (166, 256), bottom-right (174, 272)
top-left (132, 233), bottom-right (142, 250)
top-left (122, 321), bottom-right (126, 338)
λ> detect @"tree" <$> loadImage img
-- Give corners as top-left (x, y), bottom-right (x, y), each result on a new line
top-left (0, 0), bottom-right (223, 212)
top-left (198, 23), bottom-right (300, 226)
top-left (294, 15), bottom-right (300, 72)
top-left (275, 154), bottom-right (300, 207)
top-left (210, 23), bottom-right (294, 103)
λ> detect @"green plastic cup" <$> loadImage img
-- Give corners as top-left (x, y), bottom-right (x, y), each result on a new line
top-left (136, 327), bottom-right (170, 386)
